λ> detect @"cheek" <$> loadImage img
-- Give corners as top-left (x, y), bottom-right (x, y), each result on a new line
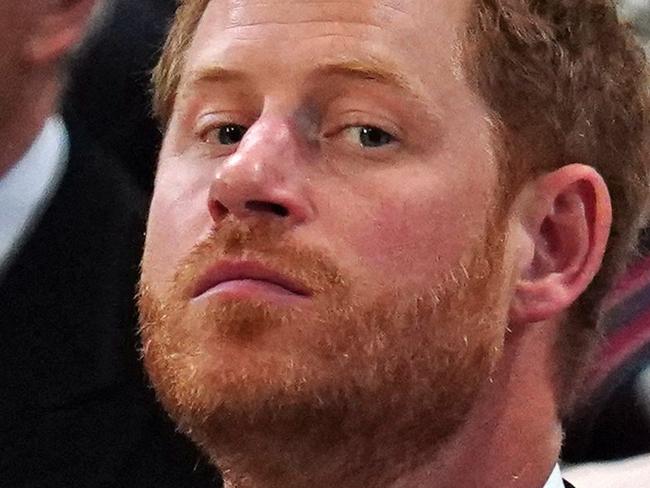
top-left (142, 157), bottom-right (214, 293)
top-left (322, 171), bottom-right (495, 291)
top-left (347, 200), bottom-right (467, 284)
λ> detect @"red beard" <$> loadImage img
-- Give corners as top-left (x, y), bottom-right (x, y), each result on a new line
top-left (139, 216), bottom-right (509, 483)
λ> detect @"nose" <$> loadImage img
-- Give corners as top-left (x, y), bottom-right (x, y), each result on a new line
top-left (208, 118), bottom-right (313, 226)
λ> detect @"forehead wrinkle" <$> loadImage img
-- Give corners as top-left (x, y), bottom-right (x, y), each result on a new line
top-left (227, 0), bottom-right (412, 13)
top-left (223, 13), bottom-right (382, 31)
top-left (223, 0), bottom-right (412, 30)
top-left (221, 20), bottom-right (383, 41)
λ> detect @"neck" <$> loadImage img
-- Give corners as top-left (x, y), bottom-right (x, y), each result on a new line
top-left (0, 71), bottom-right (59, 179)
top-left (392, 323), bottom-right (562, 488)
top-left (211, 323), bottom-right (562, 488)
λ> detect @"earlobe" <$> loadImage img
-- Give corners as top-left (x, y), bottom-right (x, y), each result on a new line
top-left (509, 164), bottom-right (612, 326)
top-left (24, 0), bottom-right (100, 65)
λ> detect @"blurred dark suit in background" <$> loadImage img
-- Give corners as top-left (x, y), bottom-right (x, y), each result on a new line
top-left (0, 107), bottom-right (219, 488)
top-left (64, 0), bottom-right (177, 195)
top-left (1, 1), bottom-right (219, 485)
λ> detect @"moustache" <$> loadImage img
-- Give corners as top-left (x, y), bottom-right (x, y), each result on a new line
top-left (170, 218), bottom-right (346, 301)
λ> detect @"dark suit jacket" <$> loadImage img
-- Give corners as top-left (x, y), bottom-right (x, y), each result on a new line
top-left (564, 480), bottom-right (576, 488)
top-left (64, 0), bottom-right (177, 195)
top-left (0, 113), bottom-right (219, 487)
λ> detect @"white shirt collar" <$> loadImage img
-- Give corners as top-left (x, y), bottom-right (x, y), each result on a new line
top-left (544, 464), bottom-right (565, 488)
top-left (0, 115), bottom-right (68, 272)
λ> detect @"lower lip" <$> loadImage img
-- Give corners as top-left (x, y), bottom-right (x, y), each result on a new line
top-left (193, 279), bottom-right (310, 304)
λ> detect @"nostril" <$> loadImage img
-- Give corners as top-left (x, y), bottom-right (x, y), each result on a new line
top-left (245, 200), bottom-right (290, 217)
top-left (212, 200), bottom-right (229, 216)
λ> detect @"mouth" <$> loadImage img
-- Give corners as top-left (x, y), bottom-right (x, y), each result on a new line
top-left (191, 260), bottom-right (312, 302)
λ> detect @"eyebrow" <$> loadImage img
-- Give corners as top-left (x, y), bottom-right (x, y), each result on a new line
top-left (311, 58), bottom-right (430, 102)
top-left (186, 57), bottom-right (429, 101)
top-left (182, 57), bottom-right (441, 127)
top-left (186, 66), bottom-right (249, 87)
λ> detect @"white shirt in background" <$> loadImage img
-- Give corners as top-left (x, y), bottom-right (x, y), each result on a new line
top-left (0, 116), bottom-right (68, 273)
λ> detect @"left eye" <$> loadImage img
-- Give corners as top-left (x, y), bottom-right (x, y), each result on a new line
top-left (205, 124), bottom-right (249, 145)
top-left (346, 126), bottom-right (396, 148)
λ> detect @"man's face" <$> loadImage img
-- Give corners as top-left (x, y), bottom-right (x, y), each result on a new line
top-left (141, 0), bottom-right (515, 469)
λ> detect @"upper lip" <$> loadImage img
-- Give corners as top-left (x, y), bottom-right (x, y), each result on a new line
top-left (191, 260), bottom-right (312, 299)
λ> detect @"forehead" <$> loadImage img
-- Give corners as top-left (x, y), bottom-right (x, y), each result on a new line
top-left (184, 0), bottom-right (471, 91)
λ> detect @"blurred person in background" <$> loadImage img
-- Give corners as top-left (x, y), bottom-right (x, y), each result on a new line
top-left (138, 1), bottom-right (648, 487)
top-left (0, 1), bottom-right (217, 486)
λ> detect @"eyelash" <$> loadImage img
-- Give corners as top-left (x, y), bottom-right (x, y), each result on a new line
top-left (195, 117), bottom-right (402, 150)
top-left (200, 123), bottom-right (248, 145)
top-left (336, 117), bottom-right (400, 138)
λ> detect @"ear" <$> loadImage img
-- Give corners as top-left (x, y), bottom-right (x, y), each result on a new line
top-left (509, 164), bottom-right (612, 325)
top-left (24, 0), bottom-right (101, 65)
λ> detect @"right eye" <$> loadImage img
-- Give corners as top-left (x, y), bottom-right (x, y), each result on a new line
top-left (205, 124), bottom-right (249, 145)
